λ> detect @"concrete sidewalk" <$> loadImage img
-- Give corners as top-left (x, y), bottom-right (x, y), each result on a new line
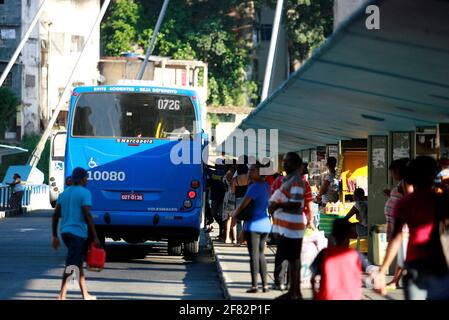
top-left (210, 225), bottom-right (405, 300)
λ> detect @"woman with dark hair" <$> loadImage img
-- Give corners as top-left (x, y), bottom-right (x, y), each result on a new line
top-left (383, 158), bottom-right (413, 289)
top-left (223, 160), bottom-right (238, 243)
top-left (375, 156), bottom-right (449, 300)
top-left (316, 157), bottom-right (339, 205)
top-left (231, 163), bottom-right (250, 244)
top-left (232, 162), bottom-right (272, 293)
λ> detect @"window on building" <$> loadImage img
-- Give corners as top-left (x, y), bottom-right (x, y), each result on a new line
top-left (52, 32), bottom-right (65, 54)
top-left (70, 35), bottom-right (84, 53)
top-left (56, 111), bottom-right (68, 128)
top-left (1, 71), bottom-right (13, 87)
top-left (25, 74), bottom-right (35, 88)
top-left (259, 24), bottom-right (273, 41)
top-left (58, 87), bottom-right (65, 99)
top-left (252, 29), bottom-right (259, 47)
top-left (253, 59), bottom-right (259, 81)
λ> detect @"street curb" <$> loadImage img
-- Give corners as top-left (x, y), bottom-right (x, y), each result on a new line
top-left (213, 245), bottom-right (231, 300)
top-left (0, 208), bottom-right (27, 219)
top-left (205, 232), bottom-right (231, 300)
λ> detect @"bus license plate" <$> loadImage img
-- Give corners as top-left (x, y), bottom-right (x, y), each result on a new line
top-left (121, 193), bottom-right (144, 201)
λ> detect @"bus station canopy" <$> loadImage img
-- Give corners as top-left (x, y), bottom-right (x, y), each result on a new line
top-left (221, 0), bottom-right (449, 155)
top-left (0, 144), bottom-right (28, 159)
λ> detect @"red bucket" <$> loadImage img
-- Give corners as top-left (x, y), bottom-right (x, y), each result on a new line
top-left (86, 244), bottom-right (106, 271)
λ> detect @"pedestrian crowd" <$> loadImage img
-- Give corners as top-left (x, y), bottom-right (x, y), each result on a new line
top-left (205, 152), bottom-right (449, 300)
top-left (48, 152), bottom-right (449, 301)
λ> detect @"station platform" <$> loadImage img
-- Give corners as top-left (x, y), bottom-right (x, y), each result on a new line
top-left (208, 224), bottom-right (405, 300)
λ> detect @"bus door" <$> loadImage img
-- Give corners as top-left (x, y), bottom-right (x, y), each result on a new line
top-left (49, 131), bottom-right (67, 207)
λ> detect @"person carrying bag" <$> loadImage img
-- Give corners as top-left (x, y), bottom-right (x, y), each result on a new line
top-left (232, 162), bottom-right (272, 293)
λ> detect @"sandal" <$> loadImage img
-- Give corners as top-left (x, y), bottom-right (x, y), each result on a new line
top-left (263, 286), bottom-right (270, 293)
top-left (246, 287), bottom-right (259, 293)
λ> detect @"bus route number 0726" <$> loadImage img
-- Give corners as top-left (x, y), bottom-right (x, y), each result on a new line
top-left (157, 98), bottom-right (180, 111)
top-left (87, 171), bottom-right (126, 182)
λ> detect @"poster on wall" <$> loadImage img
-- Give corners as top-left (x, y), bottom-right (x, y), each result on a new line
top-left (1, 29), bottom-right (16, 39)
top-left (392, 132), bottom-right (411, 160)
top-left (416, 127), bottom-right (438, 157)
top-left (372, 148), bottom-right (386, 169)
top-left (310, 149), bottom-right (317, 163)
top-left (317, 146), bottom-right (326, 161)
top-left (393, 147), bottom-right (410, 160)
top-left (327, 145), bottom-right (339, 159)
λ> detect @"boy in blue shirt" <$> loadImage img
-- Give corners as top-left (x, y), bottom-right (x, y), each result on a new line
top-left (52, 167), bottom-right (100, 300)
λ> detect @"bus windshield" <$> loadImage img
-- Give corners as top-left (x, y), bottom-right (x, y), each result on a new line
top-left (72, 92), bottom-right (197, 139)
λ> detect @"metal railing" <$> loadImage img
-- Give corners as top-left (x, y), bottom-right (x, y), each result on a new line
top-left (0, 184), bottom-right (49, 210)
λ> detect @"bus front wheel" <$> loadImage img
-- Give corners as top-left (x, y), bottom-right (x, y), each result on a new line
top-left (184, 238), bottom-right (199, 255)
top-left (167, 241), bottom-right (182, 256)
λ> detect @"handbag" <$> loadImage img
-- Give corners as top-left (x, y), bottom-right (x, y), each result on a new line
top-left (237, 200), bottom-right (254, 222)
top-left (223, 191), bottom-right (236, 211)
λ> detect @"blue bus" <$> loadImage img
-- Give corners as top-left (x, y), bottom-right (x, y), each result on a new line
top-left (65, 85), bottom-right (207, 255)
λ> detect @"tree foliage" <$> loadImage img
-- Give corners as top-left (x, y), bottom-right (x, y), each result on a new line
top-left (255, 0), bottom-right (333, 64)
top-left (101, 0), bottom-right (142, 56)
top-left (101, 0), bottom-right (259, 107)
top-left (0, 87), bottom-right (19, 134)
top-left (101, 0), bottom-right (333, 106)
top-left (285, 0), bottom-right (334, 62)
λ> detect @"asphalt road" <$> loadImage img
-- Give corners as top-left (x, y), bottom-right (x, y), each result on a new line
top-left (0, 210), bottom-right (223, 300)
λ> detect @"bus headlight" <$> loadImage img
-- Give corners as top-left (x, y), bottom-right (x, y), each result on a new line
top-left (183, 200), bottom-right (192, 208)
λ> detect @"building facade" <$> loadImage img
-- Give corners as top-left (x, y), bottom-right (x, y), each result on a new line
top-left (0, 0), bottom-right (100, 140)
top-left (334, 0), bottom-right (369, 30)
top-left (230, 1), bottom-right (289, 100)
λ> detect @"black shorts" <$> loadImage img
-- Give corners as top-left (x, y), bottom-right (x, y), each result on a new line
top-left (61, 233), bottom-right (87, 267)
top-left (275, 235), bottom-right (303, 261)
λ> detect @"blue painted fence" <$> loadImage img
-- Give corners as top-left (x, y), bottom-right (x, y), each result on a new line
top-left (0, 184), bottom-right (49, 209)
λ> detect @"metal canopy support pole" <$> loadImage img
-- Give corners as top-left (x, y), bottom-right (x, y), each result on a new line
top-left (28, 0), bottom-right (112, 167)
top-left (261, 0), bottom-right (284, 102)
top-left (137, 0), bottom-right (170, 80)
top-left (0, 0), bottom-right (48, 87)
